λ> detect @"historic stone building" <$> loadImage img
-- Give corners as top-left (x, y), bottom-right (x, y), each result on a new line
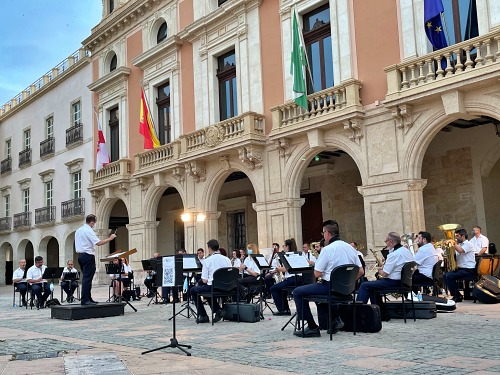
top-left (0, 49), bottom-right (94, 284)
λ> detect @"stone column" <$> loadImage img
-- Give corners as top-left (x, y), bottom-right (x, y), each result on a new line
top-left (127, 221), bottom-right (159, 269)
top-left (196, 211), bottom-right (221, 252)
top-left (94, 228), bottom-right (113, 285)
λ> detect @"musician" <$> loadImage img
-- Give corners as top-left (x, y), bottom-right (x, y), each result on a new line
top-left (26, 256), bottom-right (51, 309)
top-left (197, 248), bottom-right (206, 265)
top-left (356, 232), bottom-right (414, 306)
top-left (350, 241), bottom-right (366, 270)
top-left (302, 242), bottom-right (317, 265)
top-left (60, 260), bottom-right (79, 302)
top-left (110, 258), bottom-right (131, 300)
top-left (412, 231), bottom-right (438, 293)
top-left (264, 243), bottom-right (280, 295)
top-left (12, 259), bottom-right (28, 306)
top-left (293, 220), bottom-right (363, 337)
top-left (231, 249), bottom-right (242, 268)
top-left (443, 228), bottom-right (475, 302)
top-left (144, 252), bottom-right (160, 298)
top-left (238, 243), bottom-right (261, 302)
top-left (471, 226), bottom-right (489, 255)
top-left (191, 239), bottom-right (232, 323)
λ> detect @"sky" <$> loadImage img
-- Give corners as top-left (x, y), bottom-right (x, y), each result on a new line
top-left (0, 1), bottom-right (102, 106)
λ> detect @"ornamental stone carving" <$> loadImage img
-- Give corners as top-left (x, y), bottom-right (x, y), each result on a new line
top-left (274, 137), bottom-right (291, 158)
top-left (238, 146), bottom-right (263, 170)
top-left (220, 155), bottom-right (230, 171)
top-left (172, 167), bottom-right (185, 185)
top-left (185, 161), bottom-right (206, 182)
top-left (392, 104), bottom-right (420, 134)
top-left (343, 118), bottom-right (363, 144)
top-left (205, 125), bottom-right (224, 147)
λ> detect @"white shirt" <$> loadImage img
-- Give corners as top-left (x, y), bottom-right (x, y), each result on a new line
top-left (202, 252), bottom-right (232, 285)
top-left (414, 243), bottom-right (438, 278)
top-left (470, 234), bottom-right (489, 255)
top-left (13, 267), bottom-right (27, 282)
top-left (302, 251), bottom-right (317, 263)
top-left (315, 240), bottom-right (362, 282)
top-left (383, 246), bottom-right (414, 280)
top-left (26, 265), bottom-right (47, 284)
top-left (243, 256), bottom-right (260, 275)
top-left (456, 240), bottom-right (476, 269)
top-left (75, 223), bottom-right (100, 255)
top-left (61, 267), bottom-right (78, 281)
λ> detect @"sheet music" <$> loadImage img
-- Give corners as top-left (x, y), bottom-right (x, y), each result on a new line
top-left (183, 257), bottom-right (198, 270)
top-left (286, 253), bottom-right (310, 268)
top-left (255, 256), bottom-right (269, 267)
top-left (102, 251), bottom-right (126, 260)
top-left (162, 256), bottom-right (176, 287)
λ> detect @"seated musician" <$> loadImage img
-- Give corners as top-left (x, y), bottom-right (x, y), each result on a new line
top-left (302, 242), bottom-right (317, 265)
top-left (191, 239), bottom-right (232, 323)
top-left (60, 259), bottom-right (79, 302)
top-left (412, 231), bottom-right (439, 293)
top-left (110, 257), bottom-right (131, 300)
top-left (238, 243), bottom-right (261, 302)
top-left (26, 256), bottom-right (52, 309)
top-left (443, 228), bottom-right (475, 302)
top-left (144, 252), bottom-right (160, 297)
top-left (356, 232), bottom-right (414, 306)
top-left (293, 220), bottom-right (363, 338)
top-left (271, 238), bottom-right (305, 316)
top-left (12, 259), bottom-right (28, 306)
top-left (264, 243), bottom-right (280, 297)
top-left (471, 226), bottom-right (489, 255)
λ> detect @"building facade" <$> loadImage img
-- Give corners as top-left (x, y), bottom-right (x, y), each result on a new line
top-left (0, 49), bottom-right (94, 284)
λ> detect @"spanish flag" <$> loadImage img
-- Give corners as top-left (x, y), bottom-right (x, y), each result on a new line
top-left (139, 88), bottom-right (160, 149)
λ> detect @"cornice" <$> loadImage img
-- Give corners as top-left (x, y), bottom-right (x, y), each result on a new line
top-left (88, 66), bottom-right (131, 94)
top-left (132, 35), bottom-right (183, 69)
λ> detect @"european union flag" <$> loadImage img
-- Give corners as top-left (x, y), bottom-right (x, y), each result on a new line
top-left (424, 0), bottom-right (448, 50)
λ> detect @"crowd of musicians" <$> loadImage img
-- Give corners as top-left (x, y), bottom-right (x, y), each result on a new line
top-left (12, 218), bottom-right (496, 337)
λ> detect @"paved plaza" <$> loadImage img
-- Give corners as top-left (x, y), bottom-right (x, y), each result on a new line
top-left (0, 284), bottom-right (499, 374)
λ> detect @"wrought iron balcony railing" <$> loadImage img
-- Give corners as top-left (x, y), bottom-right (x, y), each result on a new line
top-left (40, 137), bottom-right (55, 158)
top-left (1, 157), bottom-right (11, 174)
top-left (66, 123), bottom-right (83, 146)
top-left (19, 148), bottom-right (31, 168)
top-left (13, 212), bottom-right (31, 229)
top-left (61, 198), bottom-right (85, 219)
top-left (35, 206), bottom-right (56, 225)
top-left (0, 217), bottom-right (11, 231)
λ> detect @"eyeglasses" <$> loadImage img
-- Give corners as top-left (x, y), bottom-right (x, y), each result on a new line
top-left (384, 239), bottom-right (391, 243)
top-left (320, 231), bottom-right (328, 236)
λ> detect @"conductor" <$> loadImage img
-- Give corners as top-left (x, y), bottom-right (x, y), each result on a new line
top-left (76, 214), bottom-right (116, 305)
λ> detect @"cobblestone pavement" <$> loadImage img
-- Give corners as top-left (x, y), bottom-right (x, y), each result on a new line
top-left (1, 285), bottom-right (499, 374)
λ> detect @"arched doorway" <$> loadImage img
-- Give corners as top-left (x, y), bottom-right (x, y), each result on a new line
top-left (46, 237), bottom-right (59, 267)
top-left (24, 241), bottom-right (34, 269)
top-left (0, 242), bottom-right (13, 285)
top-left (108, 199), bottom-right (129, 254)
top-left (156, 186), bottom-right (185, 254)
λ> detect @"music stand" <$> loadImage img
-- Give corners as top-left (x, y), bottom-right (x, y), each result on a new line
top-left (42, 267), bottom-right (64, 301)
top-left (143, 255), bottom-right (192, 356)
top-left (169, 254), bottom-right (202, 320)
top-left (250, 254), bottom-right (273, 316)
top-left (101, 248), bottom-right (138, 312)
top-left (277, 252), bottom-right (313, 331)
top-left (145, 258), bottom-right (163, 306)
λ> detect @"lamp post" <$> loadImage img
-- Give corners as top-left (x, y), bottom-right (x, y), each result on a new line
top-left (181, 212), bottom-right (206, 253)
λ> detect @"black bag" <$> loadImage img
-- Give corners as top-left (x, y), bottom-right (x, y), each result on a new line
top-left (385, 300), bottom-right (437, 319)
top-left (45, 299), bottom-right (61, 307)
top-left (472, 275), bottom-right (500, 304)
top-left (317, 303), bottom-right (382, 333)
top-left (223, 303), bottom-right (260, 323)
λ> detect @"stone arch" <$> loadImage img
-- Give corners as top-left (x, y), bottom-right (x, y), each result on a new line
top-left (286, 137), bottom-right (368, 199)
top-left (95, 191), bottom-right (130, 232)
top-left (142, 177), bottom-right (186, 222)
top-left (0, 241), bottom-right (13, 285)
top-left (17, 239), bottom-right (34, 268)
top-left (480, 142), bottom-right (500, 178)
top-left (38, 235), bottom-right (59, 267)
top-left (104, 50), bottom-right (118, 74)
top-left (63, 231), bottom-right (77, 269)
top-left (150, 17), bottom-right (168, 46)
top-left (202, 162), bottom-right (263, 213)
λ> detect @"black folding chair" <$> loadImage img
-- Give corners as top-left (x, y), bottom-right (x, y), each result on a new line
top-left (413, 261), bottom-right (442, 296)
top-left (376, 261), bottom-right (417, 323)
top-left (198, 267), bottom-right (240, 325)
top-left (302, 264), bottom-right (359, 340)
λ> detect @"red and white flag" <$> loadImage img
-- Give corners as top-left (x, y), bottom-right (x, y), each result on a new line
top-left (95, 110), bottom-right (110, 173)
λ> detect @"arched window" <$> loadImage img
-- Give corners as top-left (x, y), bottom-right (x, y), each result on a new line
top-left (157, 22), bottom-right (168, 44)
top-left (110, 54), bottom-right (117, 72)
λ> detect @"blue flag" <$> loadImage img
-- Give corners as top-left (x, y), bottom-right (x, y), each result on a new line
top-left (424, 0), bottom-right (448, 50)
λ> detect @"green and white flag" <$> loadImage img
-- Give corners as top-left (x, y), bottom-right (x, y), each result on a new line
top-left (290, 9), bottom-right (308, 109)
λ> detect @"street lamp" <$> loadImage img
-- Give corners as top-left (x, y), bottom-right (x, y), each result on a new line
top-left (181, 212), bottom-right (205, 253)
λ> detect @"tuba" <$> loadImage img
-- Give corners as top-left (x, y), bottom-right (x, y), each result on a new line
top-left (437, 224), bottom-right (460, 272)
top-left (401, 233), bottom-right (417, 255)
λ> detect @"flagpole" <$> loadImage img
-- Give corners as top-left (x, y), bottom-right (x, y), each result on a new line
top-left (439, 12), bottom-right (454, 69)
top-left (293, 6), bottom-right (314, 90)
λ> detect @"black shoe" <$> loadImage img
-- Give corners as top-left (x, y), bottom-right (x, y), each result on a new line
top-left (196, 315), bottom-right (209, 324)
top-left (273, 310), bottom-right (291, 316)
top-left (327, 317), bottom-right (345, 334)
top-left (162, 299), bottom-right (170, 304)
top-left (213, 309), bottom-right (226, 323)
top-left (452, 296), bottom-right (463, 303)
top-left (294, 327), bottom-right (320, 338)
top-left (90, 299), bottom-right (98, 304)
top-left (22, 299), bottom-right (27, 307)
top-left (81, 301), bottom-right (98, 306)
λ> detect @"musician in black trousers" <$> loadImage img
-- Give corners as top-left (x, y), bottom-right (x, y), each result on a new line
top-left (12, 259), bottom-right (28, 306)
top-left (75, 214), bottom-right (116, 306)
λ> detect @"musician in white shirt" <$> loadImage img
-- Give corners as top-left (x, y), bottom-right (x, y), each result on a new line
top-left (191, 239), bottom-right (232, 323)
top-left (470, 226), bottom-right (489, 255)
top-left (26, 256), bottom-right (51, 308)
top-left (60, 259), bottom-right (79, 302)
top-left (238, 244), bottom-right (261, 302)
top-left (13, 259), bottom-right (28, 306)
top-left (412, 231), bottom-right (439, 291)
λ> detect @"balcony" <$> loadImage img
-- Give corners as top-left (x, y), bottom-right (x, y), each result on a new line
top-left (134, 141), bottom-right (181, 177)
top-left (1, 157), bottom-right (11, 174)
top-left (40, 137), bottom-right (55, 158)
top-left (19, 148), bottom-right (31, 168)
top-left (385, 29), bottom-right (500, 106)
top-left (89, 159), bottom-right (131, 191)
top-left (269, 79), bottom-right (363, 139)
top-left (0, 217), bottom-right (11, 232)
top-left (35, 206), bottom-right (56, 225)
top-left (61, 198), bottom-right (85, 221)
top-left (66, 123), bottom-right (83, 147)
top-left (13, 212), bottom-right (31, 230)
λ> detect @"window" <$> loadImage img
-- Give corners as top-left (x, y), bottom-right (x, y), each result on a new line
top-left (157, 22), bottom-right (168, 44)
top-left (23, 129), bottom-right (31, 150)
top-left (73, 172), bottom-right (81, 199)
top-left (5, 140), bottom-right (11, 159)
top-left (156, 83), bottom-right (171, 145)
top-left (303, 4), bottom-right (334, 93)
top-left (109, 107), bottom-right (119, 162)
top-left (231, 211), bottom-right (246, 250)
top-left (109, 0), bottom-right (114, 13)
top-left (110, 54), bottom-right (117, 72)
top-left (45, 181), bottom-right (53, 207)
top-left (72, 101), bottom-right (81, 126)
top-left (217, 50), bottom-right (237, 121)
top-left (4, 195), bottom-right (10, 217)
top-left (442, 0), bottom-right (478, 45)
top-left (46, 117), bottom-right (54, 139)
top-left (23, 189), bottom-right (30, 212)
